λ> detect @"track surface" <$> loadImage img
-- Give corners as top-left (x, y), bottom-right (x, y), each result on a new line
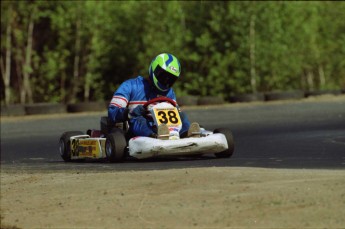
top-left (1, 98), bottom-right (345, 171)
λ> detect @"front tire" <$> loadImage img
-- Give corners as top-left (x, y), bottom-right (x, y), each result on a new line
top-left (214, 128), bottom-right (235, 158)
top-left (59, 131), bottom-right (84, 162)
top-left (105, 129), bottom-right (127, 162)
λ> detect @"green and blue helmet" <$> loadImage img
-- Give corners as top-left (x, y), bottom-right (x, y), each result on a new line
top-left (149, 53), bottom-right (181, 92)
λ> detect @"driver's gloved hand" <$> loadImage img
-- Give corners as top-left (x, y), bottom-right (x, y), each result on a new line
top-left (129, 105), bottom-right (146, 118)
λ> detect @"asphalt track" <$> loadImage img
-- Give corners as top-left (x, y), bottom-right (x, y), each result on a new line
top-left (1, 98), bottom-right (345, 171)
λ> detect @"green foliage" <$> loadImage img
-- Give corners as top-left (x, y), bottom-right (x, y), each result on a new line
top-left (1, 1), bottom-right (344, 104)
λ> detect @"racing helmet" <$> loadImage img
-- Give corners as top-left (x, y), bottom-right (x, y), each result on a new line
top-left (148, 53), bottom-right (181, 92)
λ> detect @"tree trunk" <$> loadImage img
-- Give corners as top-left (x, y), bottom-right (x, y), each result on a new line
top-left (1, 5), bottom-right (13, 105)
top-left (60, 71), bottom-right (66, 103)
top-left (71, 17), bottom-right (81, 103)
top-left (318, 64), bottom-right (325, 89)
top-left (249, 14), bottom-right (257, 93)
top-left (14, 54), bottom-right (25, 103)
top-left (84, 74), bottom-right (90, 102)
top-left (307, 70), bottom-right (314, 91)
top-left (22, 9), bottom-right (35, 104)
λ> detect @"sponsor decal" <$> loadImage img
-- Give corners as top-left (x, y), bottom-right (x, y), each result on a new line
top-left (80, 140), bottom-right (97, 146)
top-left (169, 66), bottom-right (178, 73)
top-left (71, 139), bottom-right (79, 156)
top-left (78, 145), bottom-right (96, 157)
top-left (169, 127), bottom-right (179, 132)
top-left (71, 139), bottom-right (99, 157)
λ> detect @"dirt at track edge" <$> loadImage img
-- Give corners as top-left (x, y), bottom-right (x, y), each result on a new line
top-left (1, 167), bottom-right (345, 228)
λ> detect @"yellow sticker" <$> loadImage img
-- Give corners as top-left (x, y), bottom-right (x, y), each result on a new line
top-left (71, 139), bottom-right (102, 158)
top-left (152, 107), bottom-right (182, 126)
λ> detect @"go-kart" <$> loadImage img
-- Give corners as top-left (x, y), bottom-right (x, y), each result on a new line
top-left (58, 97), bottom-right (234, 162)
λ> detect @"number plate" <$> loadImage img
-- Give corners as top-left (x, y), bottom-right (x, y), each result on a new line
top-left (152, 107), bottom-right (182, 127)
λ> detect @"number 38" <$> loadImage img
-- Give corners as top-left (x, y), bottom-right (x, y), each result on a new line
top-left (157, 110), bottom-right (179, 124)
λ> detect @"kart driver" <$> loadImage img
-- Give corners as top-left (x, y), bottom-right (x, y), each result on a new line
top-left (108, 53), bottom-right (200, 139)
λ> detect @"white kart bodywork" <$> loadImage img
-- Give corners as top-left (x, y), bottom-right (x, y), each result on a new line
top-left (129, 132), bottom-right (228, 159)
top-left (126, 102), bottom-right (229, 159)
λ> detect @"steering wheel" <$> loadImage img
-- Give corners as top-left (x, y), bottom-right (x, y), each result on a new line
top-left (143, 97), bottom-right (177, 109)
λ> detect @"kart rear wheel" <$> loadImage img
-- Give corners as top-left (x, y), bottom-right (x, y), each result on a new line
top-left (105, 129), bottom-right (127, 162)
top-left (59, 131), bottom-right (84, 162)
top-left (213, 128), bottom-right (234, 158)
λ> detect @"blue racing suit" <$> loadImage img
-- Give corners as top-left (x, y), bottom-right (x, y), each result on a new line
top-left (108, 76), bottom-right (190, 137)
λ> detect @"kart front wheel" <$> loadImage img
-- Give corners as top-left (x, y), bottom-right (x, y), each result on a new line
top-left (59, 131), bottom-right (84, 162)
top-left (105, 129), bottom-right (127, 162)
top-left (213, 128), bottom-right (235, 158)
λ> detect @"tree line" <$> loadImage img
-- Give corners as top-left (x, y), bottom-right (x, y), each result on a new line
top-left (1, 1), bottom-right (344, 105)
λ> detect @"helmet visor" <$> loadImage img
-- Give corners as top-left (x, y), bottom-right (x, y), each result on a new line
top-left (154, 65), bottom-right (178, 89)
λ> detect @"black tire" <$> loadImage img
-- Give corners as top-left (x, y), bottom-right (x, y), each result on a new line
top-left (305, 90), bottom-right (342, 97)
top-left (229, 93), bottom-right (265, 103)
top-left (1, 104), bottom-right (26, 116)
top-left (198, 96), bottom-right (225, 105)
top-left (25, 103), bottom-right (67, 115)
top-left (264, 90), bottom-right (304, 101)
top-left (105, 129), bottom-right (127, 162)
top-left (177, 95), bottom-right (199, 106)
top-left (213, 128), bottom-right (235, 158)
top-left (67, 102), bottom-right (107, 113)
top-left (59, 131), bottom-right (84, 162)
